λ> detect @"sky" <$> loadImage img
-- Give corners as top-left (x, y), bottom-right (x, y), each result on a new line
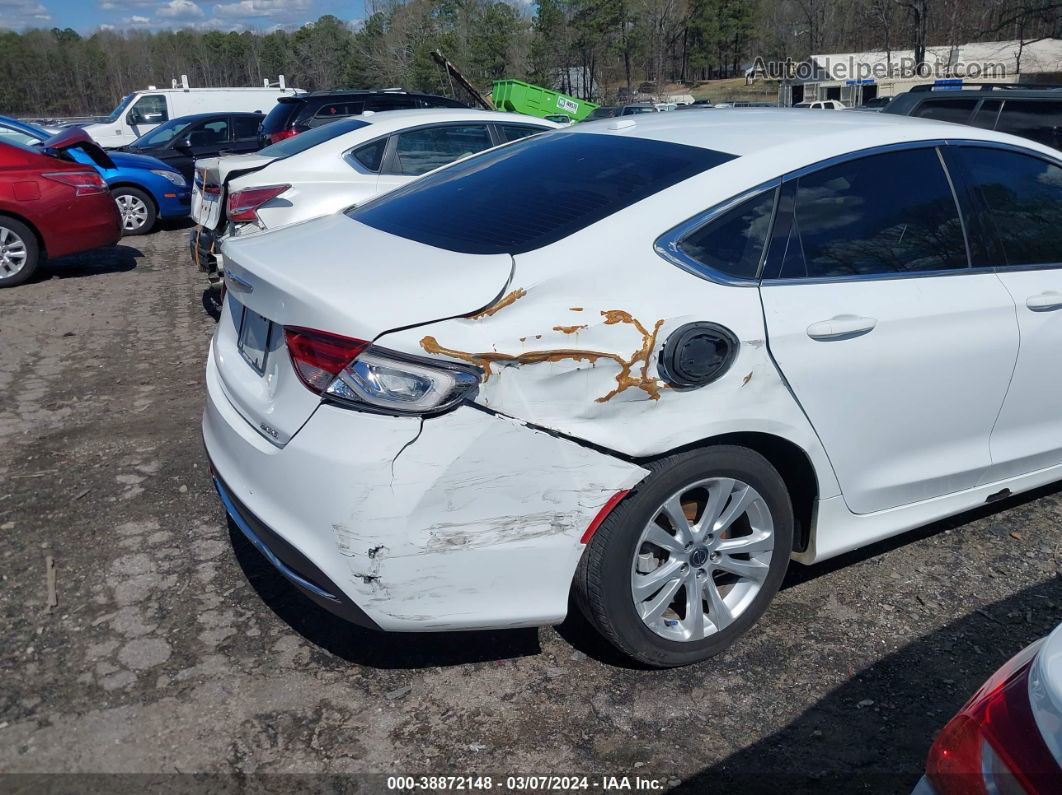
top-left (0, 0), bottom-right (371, 34)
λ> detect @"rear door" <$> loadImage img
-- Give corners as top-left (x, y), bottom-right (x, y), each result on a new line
top-left (375, 123), bottom-right (494, 195)
top-left (951, 145), bottom-right (1062, 480)
top-left (759, 146), bottom-right (1019, 515)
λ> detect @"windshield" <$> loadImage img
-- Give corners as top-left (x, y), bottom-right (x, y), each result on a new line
top-left (104, 94), bottom-right (135, 123)
top-left (0, 120), bottom-right (47, 146)
top-left (132, 118), bottom-right (192, 149)
top-left (350, 132), bottom-right (737, 255)
top-left (258, 117), bottom-right (370, 157)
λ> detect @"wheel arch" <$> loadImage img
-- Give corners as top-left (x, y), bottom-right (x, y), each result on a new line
top-left (0, 210), bottom-right (46, 258)
top-left (638, 431), bottom-right (819, 554)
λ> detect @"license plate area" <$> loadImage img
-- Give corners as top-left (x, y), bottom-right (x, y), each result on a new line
top-left (237, 305), bottom-right (273, 375)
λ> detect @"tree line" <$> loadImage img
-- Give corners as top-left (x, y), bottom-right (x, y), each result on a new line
top-left (0, 0), bottom-right (1057, 117)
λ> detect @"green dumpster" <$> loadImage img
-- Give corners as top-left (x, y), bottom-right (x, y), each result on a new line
top-left (492, 80), bottom-right (598, 122)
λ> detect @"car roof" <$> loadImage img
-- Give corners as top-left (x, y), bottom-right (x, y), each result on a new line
top-left (169, 111), bottom-right (262, 124)
top-left (568, 107), bottom-right (1062, 163)
top-left (355, 108), bottom-right (560, 131)
top-left (299, 90), bottom-right (453, 99)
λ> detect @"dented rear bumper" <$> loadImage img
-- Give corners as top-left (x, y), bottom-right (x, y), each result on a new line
top-left (203, 346), bottom-right (648, 632)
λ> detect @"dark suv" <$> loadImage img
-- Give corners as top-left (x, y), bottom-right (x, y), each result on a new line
top-left (258, 90), bottom-right (466, 147)
top-left (883, 83), bottom-right (1062, 150)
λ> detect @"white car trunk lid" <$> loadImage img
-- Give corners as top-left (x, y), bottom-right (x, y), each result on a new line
top-left (192, 153), bottom-right (279, 229)
top-left (212, 214), bottom-right (514, 444)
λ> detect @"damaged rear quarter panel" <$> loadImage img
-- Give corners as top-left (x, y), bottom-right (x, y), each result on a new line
top-left (332, 408), bottom-right (649, 630)
top-left (376, 193), bottom-right (839, 500)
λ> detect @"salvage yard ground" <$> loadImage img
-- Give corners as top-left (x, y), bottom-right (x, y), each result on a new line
top-left (1, 225), bottom-right (1059, 792)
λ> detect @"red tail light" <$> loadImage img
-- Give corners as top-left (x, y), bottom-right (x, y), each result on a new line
top-left (268, 129), bottom-right (298, 145)
top-left (284, 326), bottom-right (368, 393)
top-left (926, 638), bottom-right (1060, 794)
top-left (227, 184), bottom-right (290, 224)
top-left (41, 171), bottom-right (108, 196)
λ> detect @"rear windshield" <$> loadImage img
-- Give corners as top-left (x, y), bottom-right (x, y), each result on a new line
top-left (258, 118), bottom-right (370, 157)
top-left (260, 98), bottom-right (303, 135)
top-left (349, 132), bottom-right (737, 254)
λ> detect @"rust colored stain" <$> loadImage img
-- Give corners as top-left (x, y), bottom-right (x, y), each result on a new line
top-left (569, 307), bottom-right (584, 312)
top-left (420, 309), bottom-right (666, 403)
top-left (469, 288), bottom-right (526, 320)
top-left (553, 324), bottom-right (588, 335)
top-left (742, 371), bottom-right (753, 386)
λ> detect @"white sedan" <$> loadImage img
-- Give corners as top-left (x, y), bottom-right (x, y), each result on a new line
top-left (203, 109), bottom-right (1062, 667)
top-left (189, 109), bottom-right (559, 277)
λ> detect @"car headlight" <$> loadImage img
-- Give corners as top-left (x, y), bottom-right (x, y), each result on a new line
top-left (324, 348), bottom-right (480, 415)
top-left (151, 169), bottom-right (186, 188)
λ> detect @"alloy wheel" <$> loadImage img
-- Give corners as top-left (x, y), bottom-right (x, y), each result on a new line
top-left (630, 477), bottom-right (775, 642)
top-left (0, 225), bottom-right (29, 279)
top-left (116, 193), bottom-right (149, 232)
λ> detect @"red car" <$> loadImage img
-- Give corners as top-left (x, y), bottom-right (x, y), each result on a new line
top-left (0, 128), bottom-right (122, 287)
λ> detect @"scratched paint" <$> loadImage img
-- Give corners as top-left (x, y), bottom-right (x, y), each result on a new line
top-left (421, 306), bottom-right (666, 403)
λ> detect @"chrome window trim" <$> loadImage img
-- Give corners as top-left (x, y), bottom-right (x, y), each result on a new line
top-left (653, 179), bottom-right (781, 287)
top-left (656, 139), bottom-right (1062, 287)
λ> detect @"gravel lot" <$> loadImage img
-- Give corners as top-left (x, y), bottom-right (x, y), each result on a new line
top-left (1, 225), bottom-right (1059, 793)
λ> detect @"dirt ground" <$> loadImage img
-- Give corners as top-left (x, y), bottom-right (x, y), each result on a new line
top-left (1, 225), bottom-right (1059, 793)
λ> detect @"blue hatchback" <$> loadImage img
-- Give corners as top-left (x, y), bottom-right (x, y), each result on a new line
top-left (0, 115), bottom-right (190, 235)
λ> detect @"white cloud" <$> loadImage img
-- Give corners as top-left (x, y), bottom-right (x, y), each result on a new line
top-left (157, 0), bottom-right (203, 18)
top-left (0, 0), bottom-right (52, 28)
top-left (122, 14), bottom-right (151, 25)
top-left (213, 0), bottom-right (310, 19)
top-left (99, 0), bottom-right (154, 9)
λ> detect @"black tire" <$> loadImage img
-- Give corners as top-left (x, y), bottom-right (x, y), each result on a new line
top-left (574, 445), bottom-right (793, 668)
top-left (112, 186), bottom-right (157, 236)
top-left (0, 216), bottom-right (40, 288)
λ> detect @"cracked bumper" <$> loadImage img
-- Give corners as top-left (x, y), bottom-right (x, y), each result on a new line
top-left (203, 348), bottom-right (648, 632)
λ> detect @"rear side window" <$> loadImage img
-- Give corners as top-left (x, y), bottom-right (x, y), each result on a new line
top-left (232, 115), bottom-right (261, 139)
top-left (970, 99), bottom-right (1002, 130)
top-left (258, 118), bottom-right (370, 157)
top-left (391, 125), bottom-right (493, 176)
top-left (676, 189), bottom-right (777, 279)
top-left (366, 96), bottom-right (418, 112)
top-left (498, 124), bottom-right (545, 143)
top-left (914, 98), bottom-right (978, 124)
top-left (349, 138), bottom-right (386, 172)
top-left (310, 101), bottom-right (365, 128)
top-left (350, 133), bottom-right (737, 254)
top-left (959, 147), bottom-right (1062, 266)
top-left (773, 148), bottom-right (967, 279)
top-left (995, 100), bottom-right (1062, 149)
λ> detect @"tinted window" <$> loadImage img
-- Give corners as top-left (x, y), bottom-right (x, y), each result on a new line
top-left (258, 118), bottom-right (370, 157)
top-left (914, 98), bottom-right (977, 124)
top-left (960, 147), bottom-right (1062, 266)
top-left (677, 189), bottom-right (776, 279)
top-left (776, 148), bottom-right (967, 279)
top-left (996, 100), bottom-right (1062, 149)
top-left (188, 119), bottom-right (228, 147)
top-left (351, 133), bottom-right (737, 254)
top-left (366, 96), bottom-right (417, 112)
top-left (232, 115), bottom-right (261, 139)
top-left (350, 138), bottom-right (386, 172)
top-left (498, 124), bottom-right (545, 143)
top-left (391, 125), bottom-right (493, 176)
top-left (260, 99), bottom-right (301, 136)
top-left (309, 101), bottom-right (364, 128)
top-left (970, 99), bottom-right (1002, 130)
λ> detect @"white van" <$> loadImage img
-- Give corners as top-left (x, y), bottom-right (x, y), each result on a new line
top-left (80, 76), bottom-right (301, 148)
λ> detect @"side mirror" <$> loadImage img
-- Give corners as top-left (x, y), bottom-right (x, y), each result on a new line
top-left (174, 137), bottom-right (193, 152)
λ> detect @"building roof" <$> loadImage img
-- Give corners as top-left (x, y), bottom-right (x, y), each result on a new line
top-left (809, 38), bottom-right (1062, 79)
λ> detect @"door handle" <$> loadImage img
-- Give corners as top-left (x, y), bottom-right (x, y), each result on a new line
top-left (806, 315), bottom-right (878, 341)
top-left (1026, 291), bottom-right (1062, 312)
